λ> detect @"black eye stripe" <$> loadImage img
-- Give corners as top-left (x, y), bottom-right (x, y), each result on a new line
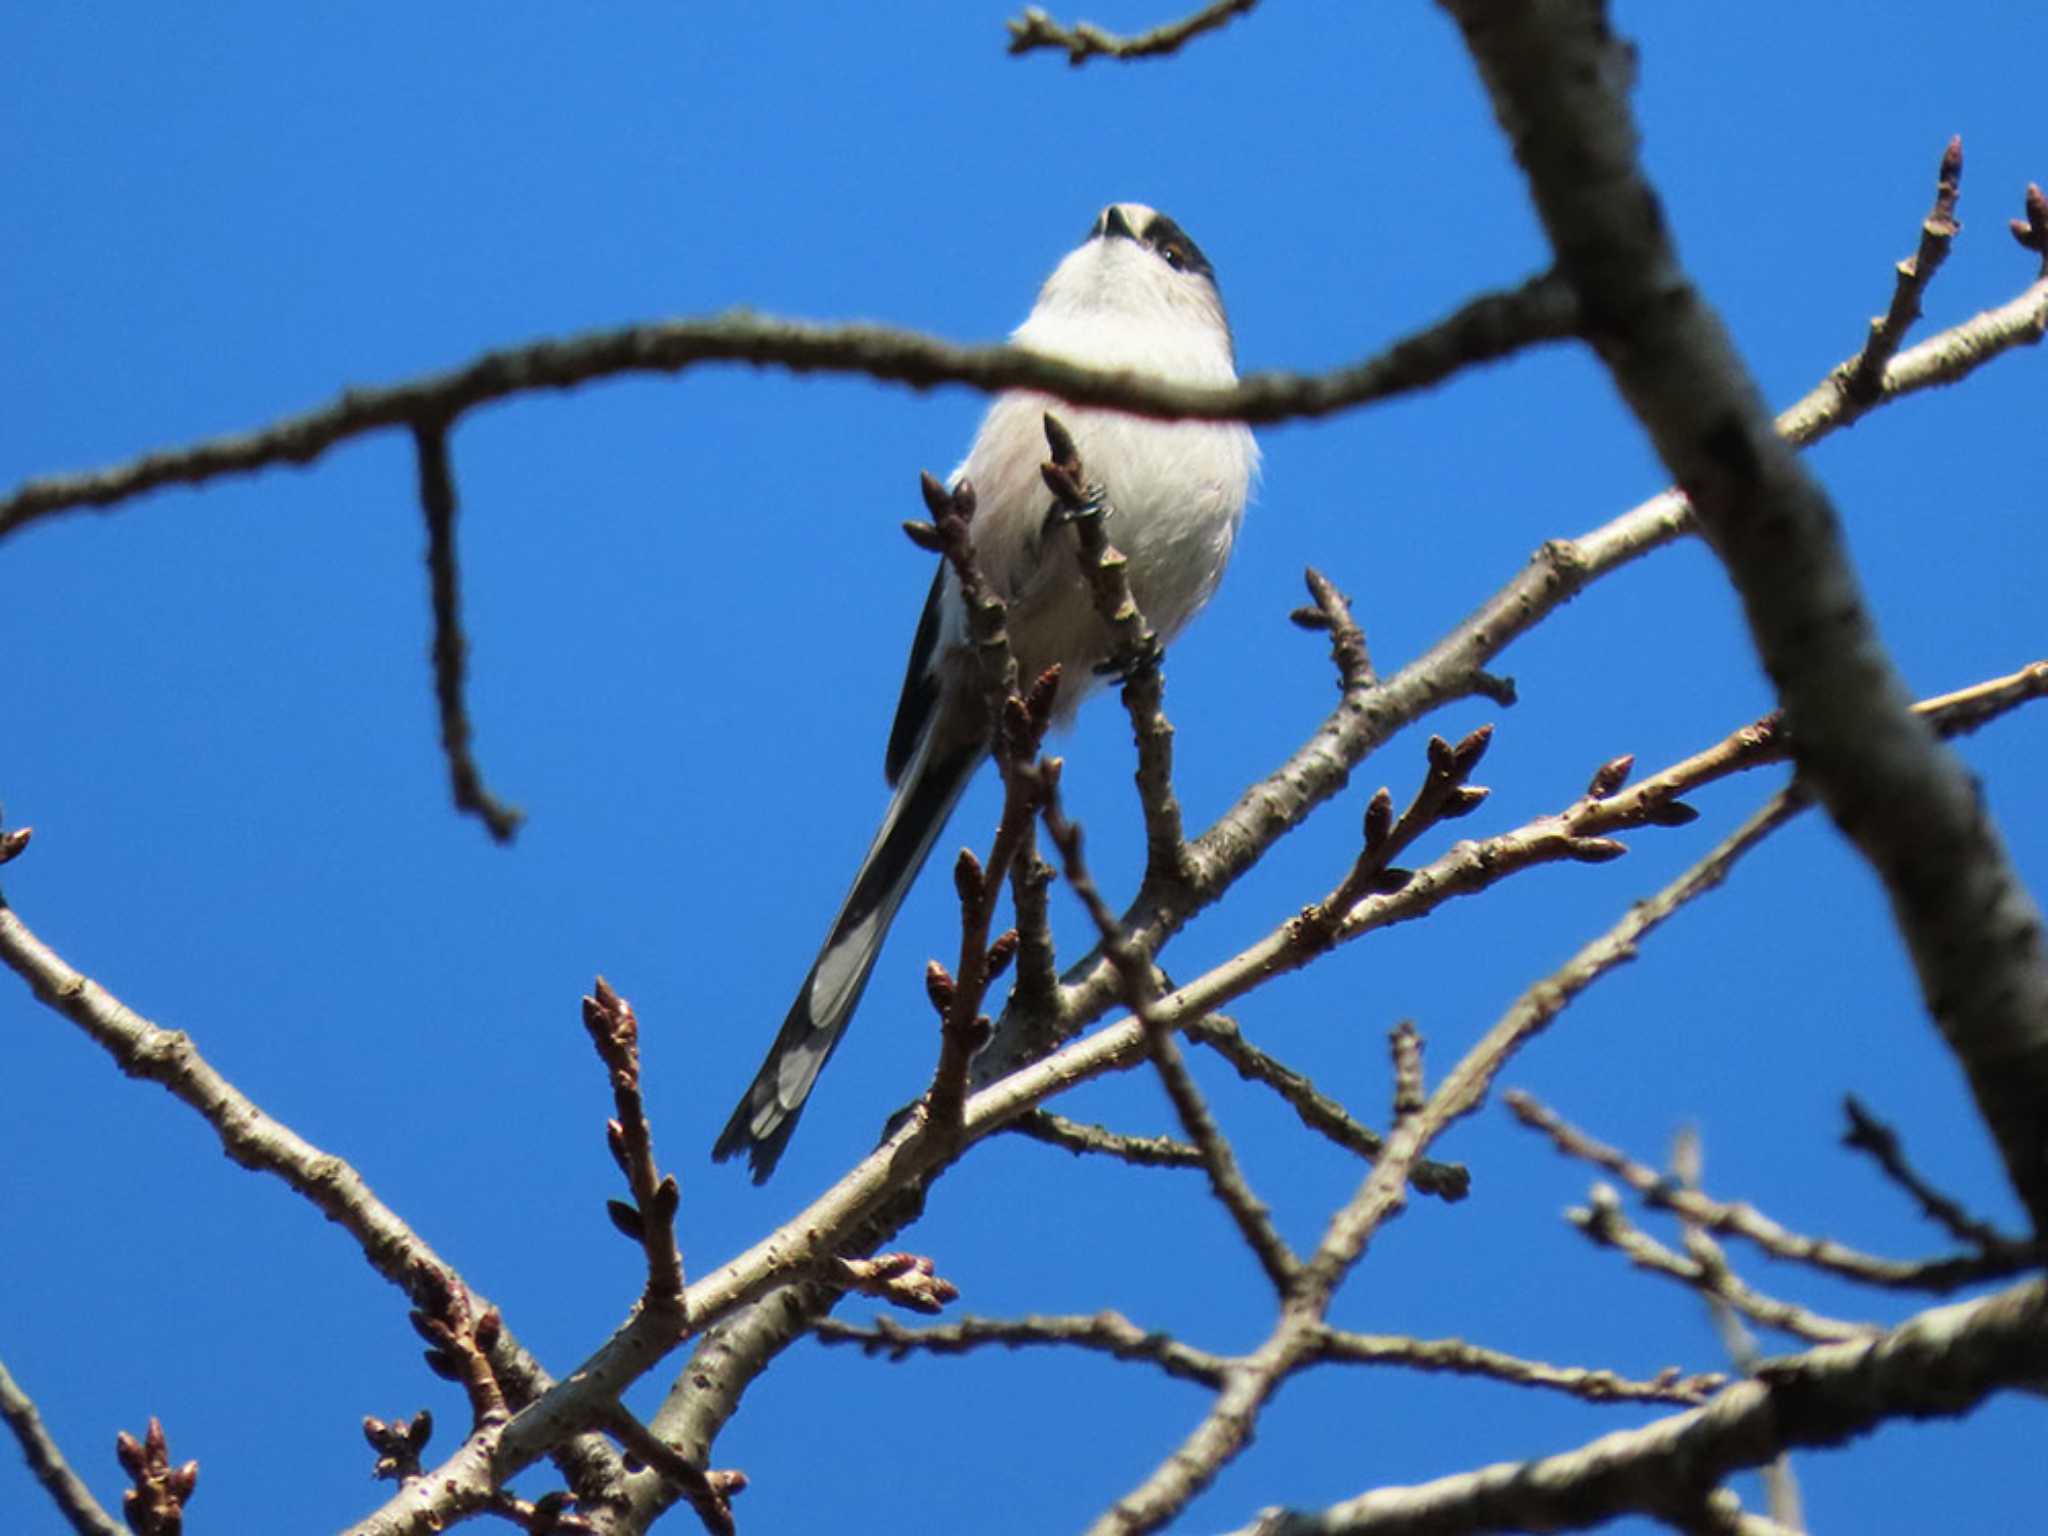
top-left (1084, 207), bottom-right (1220, 284)
top-left (1139, 212), bottom-right (1215, 282)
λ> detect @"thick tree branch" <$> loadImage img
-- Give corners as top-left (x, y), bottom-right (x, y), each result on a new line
top-left (1441, 0), bottom-right (2048, 1231)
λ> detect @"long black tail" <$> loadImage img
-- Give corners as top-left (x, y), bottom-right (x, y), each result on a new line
top-left (713, 741), bottom-right (981, 1181)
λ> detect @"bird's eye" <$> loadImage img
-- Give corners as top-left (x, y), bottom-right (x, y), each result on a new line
top-left (1157, 243), bottom-right (1187, 271)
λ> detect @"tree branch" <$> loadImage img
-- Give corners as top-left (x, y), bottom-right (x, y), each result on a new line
top-left (991, 262), bottom-right (2048, 1077)
top-left (1441, 0), bottom-right (2048, 1230)
top-left (412, 419), bottom-right (523, 843)
top-left (1231, 1277), bottom-right (2048, 1536)
top-left (0, 897), bottom-right (631, 1518)
top-left (1509, 1090), bottom-right (2046, 1293)
top-left (0, 276), bottom-right (1578, 542)
top-left (0, 1358), bottom-right (121, 1536)
top-left (1006, 0), bottom-right (1257, 65)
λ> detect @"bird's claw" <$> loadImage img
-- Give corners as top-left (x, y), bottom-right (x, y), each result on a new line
top-left (1093, 635), bottom-right (1163, 683)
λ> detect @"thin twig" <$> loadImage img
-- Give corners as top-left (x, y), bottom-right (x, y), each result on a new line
top-left (583, 978), bottom-right (686, 1306)
top-left (1042, 774), bottom-right (1300, 1293)
top-left (909, 471), bottom-right (1056, 1139)
top-left (1184, 1015), bottom-right (1470, 1200)
top-left (597, 1406), bottom-right (741, 1536)
top-left (1006, 841), bottom-right (1065, 1038)
top-left (1005, 1110), bottom-right (1205, 1166)
top-left (1041, 413), bottom-right (1190, 889)
top-left (1571, 1186), bottom-right (1879, 1347)
top-left (1509, 1091), bottom-right (2044, 1293)
top-left (813, 1311), bottom-right (1722, 1406)
top-left (1841, 136), bottom-right (1964, 403)
top-left (2008, 182), bottom-right (2048, 277)
top-left (1841, 1095), bottom-right (2023, 1251)
top-left (1006, 0), bottom-right (1257, 64)
top-left (1308, 1325), bottom-right (1723, 1406)
top-left (1290, 567), bottom-right (1376, 690)
top-left (1672, 1490), bottom-right (1808, 1536)
top-left (1670, 1128), bottom-right (1804, 1532)
top-left (816, 1311), bottom-right (1229, 1386)
top-left (0, 1358), bottom-right (122, 1536)
top-left (412, 420), bottom-right (523, 843)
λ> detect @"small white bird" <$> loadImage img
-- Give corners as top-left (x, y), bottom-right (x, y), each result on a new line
top-left (715, 203), bottom-right (1258, 1180)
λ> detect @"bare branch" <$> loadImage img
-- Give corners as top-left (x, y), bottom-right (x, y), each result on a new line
top-left (1308, 1326), bottom-right (1723, 1407)
top-left (1841, 1095), bottom-right (2025, 1251)
top-left (362, 1410), bottom-right (434, 1485)
top-left (1510, 1091), bottom-right (2045, 1293)
top-left (1670, 1128), bottom-right (1804, 1532)
top-left (1004, 1110), bottom-right (1205, 1167)
top-left (1042, 776), bottom-right (1300, 1293)
top-left (816, 1310), bottom-right (1230, 1387)
top-left (1840, 135), bottom-right (1964, 403)
top-left (408, 1265), bottom-right (512, 1429)
top-left (1442, 0), bottom-right (2048, 1229)
top-left (1184, 1015), bottom-right (1470, 1200)
top-left (814, 1311), bottom-right (1721, 1408)
top-left (1006, 0), bottom-right (1257, 65)
top-left (412, 420), bottom-right (523, 843)
top-left (1086, 785), bottom-right (1814, 1535)
top-left (597, 1406), bottom-right (743, 1536)
top-left (1006, 840), bottom-right (1065, 1034)
top-left (1003, 272), bottom-right (2048, 1078)
top-left (1290, 567), bottom-right (1376, 691)
top-left (2009, 182), bottom-right (2048, 276)
top-left (583, 978), bottom-right (686, 1306)
top-left (0, 1358), bottom-right (121, 1536)
top-left (1669, 1488), bottom-right (1807, 1536)
top-left (1571, 1186), bottom-right (1882, 1347)
top-left (1228, 1277), bottom-right (2048, 1536)
top-left (910, 471), bottom-right (1050, 1141)
top-left (1041, 412), bottom-right (1191, 888)
top-left (0, 276), bottom-right (1578, 542)
top-left (0, 901), bottom-right (533, 1369)
top-left (0, 898), bottom-right (633, 1518)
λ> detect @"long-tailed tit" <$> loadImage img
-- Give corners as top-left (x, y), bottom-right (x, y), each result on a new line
top-left (714, 203), bottom-right (1258, 1180)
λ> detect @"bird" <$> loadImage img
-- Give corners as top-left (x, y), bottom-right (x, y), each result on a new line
top-left (714, 203), bottom-right (1258, 1181)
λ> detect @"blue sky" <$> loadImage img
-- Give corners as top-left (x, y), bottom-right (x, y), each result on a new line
top-left (4, 3), bottom-right (2045, 1531)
